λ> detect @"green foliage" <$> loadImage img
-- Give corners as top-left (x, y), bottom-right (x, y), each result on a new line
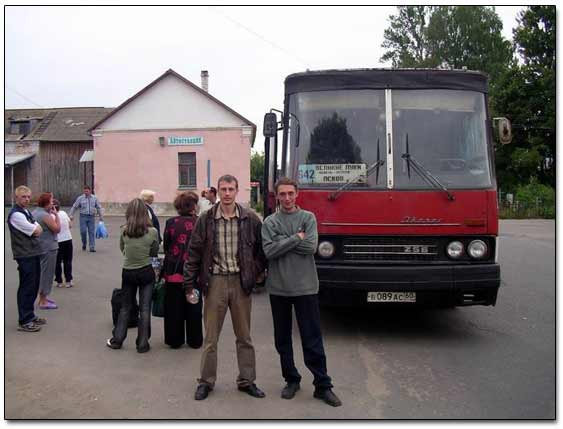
top-left (515, 180), bottom-right (555, 207)
top-left (425, 6), bottom-right (512, 82)
top-left (380, 6), bottom-right (512, 82)
top-left (381, 6), bottom-right (555, 192)
top-left (252, 200), bottom-right (264, 217)
top-left (250, 151), bottom-right (265, 184)
top-left (492, 6), bottom-right (555, 191)
top-left (381, 6), bottom-right (434, 67)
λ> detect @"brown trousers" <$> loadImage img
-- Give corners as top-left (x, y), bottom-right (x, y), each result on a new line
top-left (199, 274), bottom-right (256, 388)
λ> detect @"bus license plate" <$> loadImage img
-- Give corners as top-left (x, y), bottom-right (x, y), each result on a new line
top-left (367, 292), bottom-right (416, 303)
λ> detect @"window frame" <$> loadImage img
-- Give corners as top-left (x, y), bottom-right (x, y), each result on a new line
top-left (178, 152), bottom-right (197, 189)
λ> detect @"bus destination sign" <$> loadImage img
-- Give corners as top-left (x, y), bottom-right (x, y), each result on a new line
top-left (298, 163), bottom-right (367, 184)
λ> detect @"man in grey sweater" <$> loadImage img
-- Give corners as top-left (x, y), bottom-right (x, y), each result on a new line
top-left (261, 177), bottom-right (342, 407)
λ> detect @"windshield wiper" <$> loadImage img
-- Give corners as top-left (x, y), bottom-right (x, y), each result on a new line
top-left (401, 134), bottom-right (455, 201)
top-left (329, 138), bottom-right (385, 201)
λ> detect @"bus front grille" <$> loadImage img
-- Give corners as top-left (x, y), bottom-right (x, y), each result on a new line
top-left (342, 237), bottom-right (439, 261)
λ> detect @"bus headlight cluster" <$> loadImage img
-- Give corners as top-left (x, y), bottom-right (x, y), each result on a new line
top-left (467, 240), bottom-right (487, 259)
top-left (317, 241), bottom-right (335, 258)
top-left (446, 241), bottom-right (464, 259)
top-left (446, 240), bottom-right (488, 259)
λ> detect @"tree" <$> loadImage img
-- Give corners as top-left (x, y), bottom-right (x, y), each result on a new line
top-left (380, 6), bottom-right (512, 83)
top-left (381, 6), bottom-right (434, 67)
top-left (250, 150), bottom-right (265, 185)
top-left (425, 6), bottom-right (512, 82)
top-left (492, 6), bottom-right (555, 189)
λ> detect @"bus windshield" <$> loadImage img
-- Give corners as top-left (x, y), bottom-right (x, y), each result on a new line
top-left (287, 89), bottom-right (492, 190)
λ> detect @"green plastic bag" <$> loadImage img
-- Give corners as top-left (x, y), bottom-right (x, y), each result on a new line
top-left (152, 278), bottom-right (165, 318)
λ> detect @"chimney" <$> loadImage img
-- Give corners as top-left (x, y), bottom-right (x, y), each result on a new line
top-left (201, 70), bottom-right (209, 92)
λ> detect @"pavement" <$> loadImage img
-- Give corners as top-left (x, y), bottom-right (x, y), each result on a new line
top-left (4, 216), bottom-right (556, 420)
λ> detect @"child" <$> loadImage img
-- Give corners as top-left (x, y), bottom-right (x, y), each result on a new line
top-left (54, 199), bottom-right (74, 288)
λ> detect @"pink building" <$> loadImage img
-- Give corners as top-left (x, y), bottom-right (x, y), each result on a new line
top-left (90, 69), bottom-right (256, 213)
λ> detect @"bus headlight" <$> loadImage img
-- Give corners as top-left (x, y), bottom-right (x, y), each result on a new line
top-left (446, 241), bottom-right (464, 259)
top-left (317, 241), bottom-right (335, 258)
top-left (468, 240), bottom-right (487, 259)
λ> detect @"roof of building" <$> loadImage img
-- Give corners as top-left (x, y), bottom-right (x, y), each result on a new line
top-left (5, 153), bottom-right (36, 166)
top-left (5, 107), bottom-right (114, 142)
top-left (90, 69), bottom-right (256, 144)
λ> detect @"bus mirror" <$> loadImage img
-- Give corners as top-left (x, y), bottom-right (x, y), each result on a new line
top-left (495, 117), bottom-right (512, 145)
top-left (263, 113), bottom-right (277, 137)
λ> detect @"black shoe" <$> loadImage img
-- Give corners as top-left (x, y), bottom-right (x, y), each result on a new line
top-left (106, 338), bottom-right (121, 350)
top-left (281, 382), bottom-right (300, 399)
top-left (137, 344), bottom-right (150, 353)
top-left (195, 384), bottom-right (212, 400)
top-left (90, 249), bottom-right (96, 253)
top-left (82, 245), bottom-right (86, 251)
top-left (314, 388), bottom-right (342, 407)
top-left (238, 383), bottom-right (266, 398)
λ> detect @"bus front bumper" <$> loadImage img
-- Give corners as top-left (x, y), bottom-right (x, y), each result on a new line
top-left (317, 263), bottom-right (500, 307)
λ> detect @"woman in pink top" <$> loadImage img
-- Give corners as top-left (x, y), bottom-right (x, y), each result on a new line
top-left (162, 191), bottom-right (202, 349)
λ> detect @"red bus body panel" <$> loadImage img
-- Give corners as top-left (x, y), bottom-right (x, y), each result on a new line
top-left (296, 189), bottom-right (498, 236)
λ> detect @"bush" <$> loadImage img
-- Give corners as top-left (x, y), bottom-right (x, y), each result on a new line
top-left (251, 200), bottom-right (264, 217)
top-left (502, 180), bottom-right (556, 219)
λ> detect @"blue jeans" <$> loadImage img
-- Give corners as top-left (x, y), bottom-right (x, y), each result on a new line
top-left (16, 256), bottom-right (42, 325)
top-left (269, 294), bottom-right (333, 389)
top-left (79, 214), bottom-right (96, 250)
top-left (112, 265), bottom-right (154, 350)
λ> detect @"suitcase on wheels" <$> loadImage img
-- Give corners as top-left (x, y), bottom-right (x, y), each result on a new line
top-left (111, 288), bottom-right (139, 328)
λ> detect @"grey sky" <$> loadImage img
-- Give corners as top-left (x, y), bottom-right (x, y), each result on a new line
top-left (6, 5), bottom-right (528, 152)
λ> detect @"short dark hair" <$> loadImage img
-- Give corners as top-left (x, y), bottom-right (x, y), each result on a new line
top-left (174, 191), bottom-right (199, 216)
top-left (274, 177), bottom-right (299, 194)
top-left (37, 192), bottom-right (53, 208)
top-left (53, 199), bottom-right (60, 211)
top-left (208, 186), bottom-right (217, 197)
top-left (217, 174), bottom-right (238, 190)
top-left (83, 186), bottom-right (91, 191)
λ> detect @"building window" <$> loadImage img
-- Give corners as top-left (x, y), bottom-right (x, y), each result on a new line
top-left (178, 153), bottom-right (196, 188)
top-left (10, 120), bottom-right (31, 135)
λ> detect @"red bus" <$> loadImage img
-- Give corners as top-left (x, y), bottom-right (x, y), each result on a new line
top-left (262, 68), bottom-right (512, 308)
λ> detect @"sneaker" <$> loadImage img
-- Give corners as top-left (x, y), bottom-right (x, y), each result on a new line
top-left (33, 317), bottom-right (47, 325)
top-left (90, 249), bottom-right (96, 253)
top-left (313, 388), bottom-right (342, 407)
top-left (66, 281), bottom-right (74, 288)
top-left (39, 301), bottom-right (58, 310)
top-left (18, 322), bottom-right (41, 332)
top-left (106, 338), bottom-right (121, 350)
top-left (56, 283), bottom-right (63, 288)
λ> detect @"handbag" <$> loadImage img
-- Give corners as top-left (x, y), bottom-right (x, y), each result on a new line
top-left (151, 278), bottom-right (165, 318)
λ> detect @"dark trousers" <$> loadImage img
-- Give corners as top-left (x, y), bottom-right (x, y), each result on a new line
top-left (164, 281), bottom-right (203, 349)
top-left (55, 239), bottom-right (73, 283)
top-left (79, 214), bottom-right (95, 250)
top-left (269, 294), bottom-right (333, 389)
top-left (112, 265), bottom-right (154, 349)
top-left (16, 256), bottom-right (41, 325)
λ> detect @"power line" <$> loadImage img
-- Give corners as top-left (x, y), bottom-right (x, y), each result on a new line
top-left (209, 6), bottom-right (311, 69)
top-left (6, 86), bottom-right (44, 108)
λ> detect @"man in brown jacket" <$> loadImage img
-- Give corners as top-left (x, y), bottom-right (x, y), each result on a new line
top-left (184, 174), bottom-right (267, 401)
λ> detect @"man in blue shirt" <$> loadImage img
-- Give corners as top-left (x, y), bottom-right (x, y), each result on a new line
top-left (69, 186), bottom-right (104, 252)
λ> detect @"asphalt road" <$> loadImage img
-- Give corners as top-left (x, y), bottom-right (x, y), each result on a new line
top-left (4, 217), bottom-right (555, 419)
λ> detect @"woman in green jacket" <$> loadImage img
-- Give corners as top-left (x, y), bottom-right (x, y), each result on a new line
top-left (107, 198), bottom-right (159, 353)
